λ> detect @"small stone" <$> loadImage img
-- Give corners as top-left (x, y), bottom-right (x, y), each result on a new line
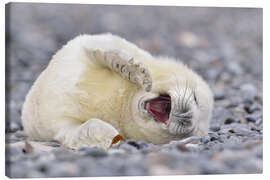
top-left (36, 162), bottom-right (49, 173)
top-left (8, 122), bottom-right (20, 133)
top-left (201, 136), bottom-right (211, 144)
top-left (79, 147), bottom-right (108, 158)
top-left (48, 162), bottom-right (80, 177)
top-left (249, 124), bottom-right (262, 132)
top-left (207, 69), bottom-right (220, 81)
top-left (234, 127), bottom-right (254, 137)
top-left (138, 141), bottom-right (149, 149)
top-left (227, 62), bottom-right (243, 75)
top-left (219, 72), bottom-right (231, 83)
top-left (108, 148), bottom-right (126, 155)
top-left (77, 158), bottom-right (93, 169)
top-left (118, 142), bottom-right (138, 153)
top-left (5, 145), bottom-right (24, 158)
top-left (52, 150), bottom-right (80, 162)
top-left (245, 103), bottom-right (261, 113)
top-left (218, 124), bottom-right (237, 134)
top-left (224, 117), bottom-right (236, 124)
top-left (212, 106), bottom-right (233, 125)
top-left (240, 84), bottom-right (257, 103)
top-left (214, 89), bottom-right (226, 100)
top-left (255, 118), bottom-right (263, 126)
top-left (126, 139), bottom-right (141, 149)
top-left (245, 114), bottom-right (262, 123)
top-left (27, 170), bottom-right (46, 178)
top-left (14, 130), bottom-right (28, 139)
top-left (210, 124), bottom-right (221, 132)
top-left (208, 132), bottom-right (220, 141)
top-left (226, 135), bottom-right (242, 145)
top-left (226, 96), bottom-right (242, 108)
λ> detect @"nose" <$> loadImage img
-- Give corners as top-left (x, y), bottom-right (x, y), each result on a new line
top-left (180, 110), bottom-right (193, 119)
top-left (171, 110), bottom-right (193, 127)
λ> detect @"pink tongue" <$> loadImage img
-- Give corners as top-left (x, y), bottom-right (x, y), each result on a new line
top-left (146, 95), bottom-right (171, 124)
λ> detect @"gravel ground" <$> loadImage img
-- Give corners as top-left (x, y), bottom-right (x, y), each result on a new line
top-left (5, 3), bottom-right (263, 178)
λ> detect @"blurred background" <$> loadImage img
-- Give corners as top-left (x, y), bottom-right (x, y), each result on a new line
top-left (5, 3), bottom-right (263, 177)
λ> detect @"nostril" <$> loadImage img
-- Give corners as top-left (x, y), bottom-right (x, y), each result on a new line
top-left (181, 119), bottom-right (192, 126)
top-left (171, 110), bottom-right (193, 127)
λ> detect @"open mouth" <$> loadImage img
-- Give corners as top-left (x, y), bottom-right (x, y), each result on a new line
top-left (145, 94), bottom-right (171, 124)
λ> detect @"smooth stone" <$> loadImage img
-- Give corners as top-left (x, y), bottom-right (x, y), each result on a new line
top-left (214, 89), bottom-right (226, 100)
top-left (79, 147), bottom-right (108, 158)
top-left (245, 114), bottom-right (262, 123)
top-left (210, 124), bottom-right (221, 132)
top-left (245, 103), bottom-right (261, 113)
top-left (240, 83), bottom-right (257, 103)
top-left (126, 139), bottom-right (141, 149)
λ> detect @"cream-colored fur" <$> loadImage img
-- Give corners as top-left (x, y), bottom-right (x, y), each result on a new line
top-left (21, 34), bottom-right (213, 150)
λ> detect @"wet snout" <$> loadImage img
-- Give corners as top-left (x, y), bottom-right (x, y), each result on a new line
top-left (170, 110), bottom-right (193, 127)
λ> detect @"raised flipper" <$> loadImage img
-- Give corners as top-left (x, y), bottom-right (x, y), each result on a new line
top-left (86, 49), bottom-right (152, 92)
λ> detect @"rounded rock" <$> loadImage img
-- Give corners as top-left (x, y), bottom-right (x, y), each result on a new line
top-left (79, 147), bottom-right (108, 158)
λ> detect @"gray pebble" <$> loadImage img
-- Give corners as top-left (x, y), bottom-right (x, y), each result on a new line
top-left (210, 124), bottom-right (221, 132)
top-left (240, 83), bottom-right (257, 103)
top-left (227, 61), bottom-right (243, 75)
top-left (245, 103), bottom-right (261, 113)
top-left (246, 114), bottom-right (262, 123)
top-left (8, 122), bottom-right (21, 132)
top-left (212, 106), bottom-right (233, 125)
top-left (226, 96), bottom-right (242, 108)
top-left (224, 117), bottom-right (237, 124)
top-left (201, 135), bottom-right (211, 144)
top-left (214, 89), bottom-right (226, 100)
top-left (255, 118), bottom-right (263, 126)
top-left (208, 132), bottom-right (220, 142)
top-left (118, 142), bottom-right (139, 153)
top-left (234, 127), bottom-right (254, 137)
top-left (138, 141), bottom-right (149, 149)
top-left (53, 149), bottom-right (81, 161)
top-left (79, 147), bottom-right (108, 158)
top-left (48, 162), bottom-right (80, 177)
top-left (108, 148), bottom-right (126, 155)
top-left (126, 139), bottom-right (141, 149)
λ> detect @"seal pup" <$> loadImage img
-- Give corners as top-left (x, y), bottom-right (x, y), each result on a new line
top-left (21, 34), bottom-right (213, 150)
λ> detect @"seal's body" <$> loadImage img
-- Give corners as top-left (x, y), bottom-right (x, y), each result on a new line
top-left (22, 34), bottom-right (213, 149)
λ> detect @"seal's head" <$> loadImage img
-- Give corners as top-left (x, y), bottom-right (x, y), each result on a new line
top-left (131, 59), bottom-right (213, 144)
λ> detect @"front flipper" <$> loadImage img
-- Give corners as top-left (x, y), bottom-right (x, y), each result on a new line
top-left (55, 119), bottom-right (124, 150)
top-left (86, 49), bottom-right (152, 92)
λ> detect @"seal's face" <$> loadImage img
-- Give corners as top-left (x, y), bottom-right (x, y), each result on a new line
top-left (132, 78), bottom-right (213, 144)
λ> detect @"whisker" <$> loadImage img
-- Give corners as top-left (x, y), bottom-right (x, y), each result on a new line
top-left (176, 123), bottom-right (181, 136)
top-left (184, 89), bottom-right (194, 111)
top-left (171, 113), bottom-right (192, 119)
top-left (173, 73), bottom-right (182, 111)
top-left (181, 80), bottom-right (188, 110)
top-left (173, 122), bottom-right (179, 138)
top-left (180, 125), bottom-right (184, 134)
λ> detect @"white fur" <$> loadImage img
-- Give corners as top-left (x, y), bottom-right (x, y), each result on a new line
top-left (21, 34), bottom-right (213, 149)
